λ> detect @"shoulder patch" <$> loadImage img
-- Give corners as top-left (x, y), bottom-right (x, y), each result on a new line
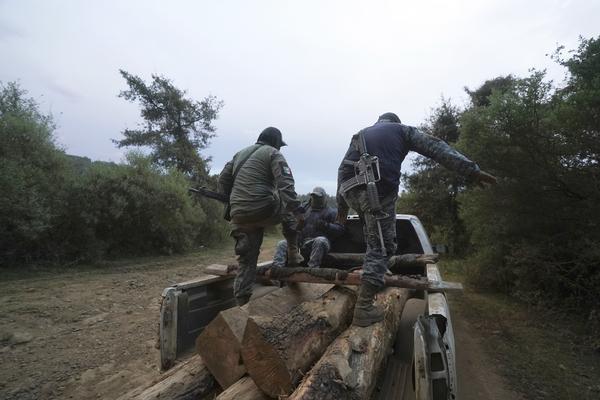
top-left (279, 161), bottom-right (293, 177)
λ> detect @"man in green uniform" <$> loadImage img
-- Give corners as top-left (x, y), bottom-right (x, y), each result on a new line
top-left (219, 127), bottom-right (303, 305)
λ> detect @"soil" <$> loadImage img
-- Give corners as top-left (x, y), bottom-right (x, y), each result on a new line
top-left (0, 237), bottom-right (277, 400)
top-left (4, 239), bottom-right (589, 400)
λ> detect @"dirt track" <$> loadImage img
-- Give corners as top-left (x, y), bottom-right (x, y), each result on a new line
top-left (1, 239), bottom-right (521, 400)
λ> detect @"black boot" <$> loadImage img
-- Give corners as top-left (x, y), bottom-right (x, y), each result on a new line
top-left (235, 294), bottom-right (251, 307)
top-left (352, 282), bottom-right (384, 327)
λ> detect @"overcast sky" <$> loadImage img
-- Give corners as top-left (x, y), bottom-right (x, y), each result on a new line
top-left (1, 0), bottom-right (599, 194)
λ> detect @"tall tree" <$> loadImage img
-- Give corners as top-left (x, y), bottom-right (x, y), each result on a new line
top-left (397, 99), bottom-right (469, 254)
top-left (115, 70), bottom-right (223, 181)
top-left (458, 36), bottom-right (600, 310)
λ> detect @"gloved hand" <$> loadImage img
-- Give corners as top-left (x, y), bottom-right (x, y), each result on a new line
top-left (296, 214), bottom-right (305, 231)
top-left (475, 170), bottom-right (497, 188)
top-left (315, 219), bottom-right (328, 232)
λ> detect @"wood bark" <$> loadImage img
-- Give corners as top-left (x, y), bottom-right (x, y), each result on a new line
top-left (118, 354), bottom-right (214, 400)
top-left (204, 264), bottom-right (462, 292)
top-left (241, 286), bottom-right (357, 398)
top-left (216, 376), bottom-right (268, 400)
top-left (325, 252), bottom-right (439, 269)
top-left (289, 287), bottom-right (411, 400)
top-left (196, 283), bottom-right (332, 389)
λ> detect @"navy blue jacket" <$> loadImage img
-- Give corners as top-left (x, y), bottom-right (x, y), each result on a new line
top-left (337, 121), bottom-right (481, 197)
top-left (299, 205), bottom-right (345, 243)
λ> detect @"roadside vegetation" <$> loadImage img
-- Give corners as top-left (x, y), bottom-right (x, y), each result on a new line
top-left (0, 74), bottom-right (227, 267)
top-left (442, 259), bottom-right (600, 399)
top-left (399, 36), bottom-right (600, 320)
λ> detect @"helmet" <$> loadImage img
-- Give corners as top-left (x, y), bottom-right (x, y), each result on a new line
top-left (257, 127), bottom-right (287, 150)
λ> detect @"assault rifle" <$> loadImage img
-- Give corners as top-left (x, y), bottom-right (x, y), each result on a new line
top-left (338, 131), bottom-right (388, 256)
top-left (188, 187), bottom-right (229, 203)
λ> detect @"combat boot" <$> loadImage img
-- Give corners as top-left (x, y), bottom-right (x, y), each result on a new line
top-left (287, 242), bottom-right (304, 267)
top-left (352, 282), bottom-right (384, 327)
top-left (236, 294), bottom-right (251, 307)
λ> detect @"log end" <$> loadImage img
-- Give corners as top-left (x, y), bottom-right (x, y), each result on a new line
top-left (241, 318), bottom-right (293, 398)
top-left (197, 310), bottom-right (247, 389)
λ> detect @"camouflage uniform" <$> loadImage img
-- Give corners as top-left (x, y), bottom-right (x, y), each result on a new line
top-left (273, 236), bottom-right (331, 268)
top-left (273, 187), bottom-right (344, 268)
top-left (337, 118), bottom-right (482, 289)
top-left (219, 131), bottom-right (300, 304)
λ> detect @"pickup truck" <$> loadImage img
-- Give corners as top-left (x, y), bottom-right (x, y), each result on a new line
top-left (159, 214), bottom-right (457, 400)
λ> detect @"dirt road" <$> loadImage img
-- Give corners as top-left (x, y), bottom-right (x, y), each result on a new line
top-left (1, 239), bottom-right (521, 400)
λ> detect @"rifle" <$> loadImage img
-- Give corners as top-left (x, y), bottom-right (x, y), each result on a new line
top-left (339, 131), bottom-right (388, 256)
top-left (188, 187), bottom-right (229, 203)
top-left (188, 187), bottom-right (232, 220)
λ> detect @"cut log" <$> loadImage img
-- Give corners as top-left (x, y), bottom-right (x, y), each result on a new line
top-left (289, 287), bottom-right (411, 400)
top-left (241, 286), bottom-right (357, 398)
top-left (204, 264), bottom-right (463, 292)
top-left (196, 283), bottom-right (332, 389)
top-left (325, 252), bottom-right (439, 269)
top-left (118, 354), bottom-right (214, 400)
top-left (216, 376), bottom-right (268, 400)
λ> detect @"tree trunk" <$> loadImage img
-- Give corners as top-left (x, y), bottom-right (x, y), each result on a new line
top-left (241, 286), bottom-right (357, 398)
top-left (204, 264), bottom-right (462, 292)
top-left (196, 283), bottom-right (332, 389)
top-left (216, 376), bottom-right (268, 400)
top-left (289, 287), bottom-right (411, 400)
top-left (118, 354), bottom-right (214, 400)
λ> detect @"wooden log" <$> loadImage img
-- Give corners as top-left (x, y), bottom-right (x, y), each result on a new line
top-left (204, 264), bottom-right (463, 292)
top-left (289, 287), bottom-right (411, 400)
top-left (325, 252), bottom-right (439, 269)
top-left (241, 286), bottom-right (357, 398)
top-left (197, 283), bottom-right (332, 390)
top-left (118, 354), bottom-right (214, 400)
top-left (216, 376), bottom-right (268, 400)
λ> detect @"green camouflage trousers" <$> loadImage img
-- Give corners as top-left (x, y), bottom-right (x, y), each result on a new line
top-left (230, 208), bottom-right (298, 303)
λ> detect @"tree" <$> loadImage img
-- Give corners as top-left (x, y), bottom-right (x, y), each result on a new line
top-left (0, 82), bottom-right (70, 264)
top-left (458, 37), bottom-right (600, 310)
top-left (397, 99), bottom-right (469, 254)
top-left (114, 70), bottom-right (223, 181)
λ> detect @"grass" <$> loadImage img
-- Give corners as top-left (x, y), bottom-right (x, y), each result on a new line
top-left (440, 258), bottom-right (600, 400)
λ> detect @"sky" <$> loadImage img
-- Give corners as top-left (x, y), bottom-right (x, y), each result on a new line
top-left (1, 0), bottom-right (599, 194)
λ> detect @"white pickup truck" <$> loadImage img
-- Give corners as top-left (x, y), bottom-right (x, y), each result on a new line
top-left (159, 214), bottom-right (457, 400)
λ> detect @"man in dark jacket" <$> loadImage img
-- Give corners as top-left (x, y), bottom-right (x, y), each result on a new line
top-left (272, 187), bottom-right (344, 268)
top-left (219, 127), bottom-right (304, 305)
top-left (337, 112), bottom-right (497, 327)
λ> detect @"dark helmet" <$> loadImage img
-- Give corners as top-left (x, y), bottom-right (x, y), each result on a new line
top-left (377, 112), bottom-right (401, 123)
top-left (257, 127), bottom-right (287, 150)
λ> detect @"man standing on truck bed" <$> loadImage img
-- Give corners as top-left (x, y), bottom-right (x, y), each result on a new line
top-left (337, 112), bottom-right (496, 327)
top-left (219, 127), bottom-right (304, 306)
top-left (272, 186), bottom-right (345, 268)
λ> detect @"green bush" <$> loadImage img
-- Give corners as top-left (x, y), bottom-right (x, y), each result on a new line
top-left (0, 82), bottom-right (228, 266)
top-left (0, 82), bottom-right (72, 264)
top-left (61, 153), bottom-right (227, 260)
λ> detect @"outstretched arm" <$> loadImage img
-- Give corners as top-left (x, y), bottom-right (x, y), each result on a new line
top-left (405, 126), bottom-right (496, 185)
